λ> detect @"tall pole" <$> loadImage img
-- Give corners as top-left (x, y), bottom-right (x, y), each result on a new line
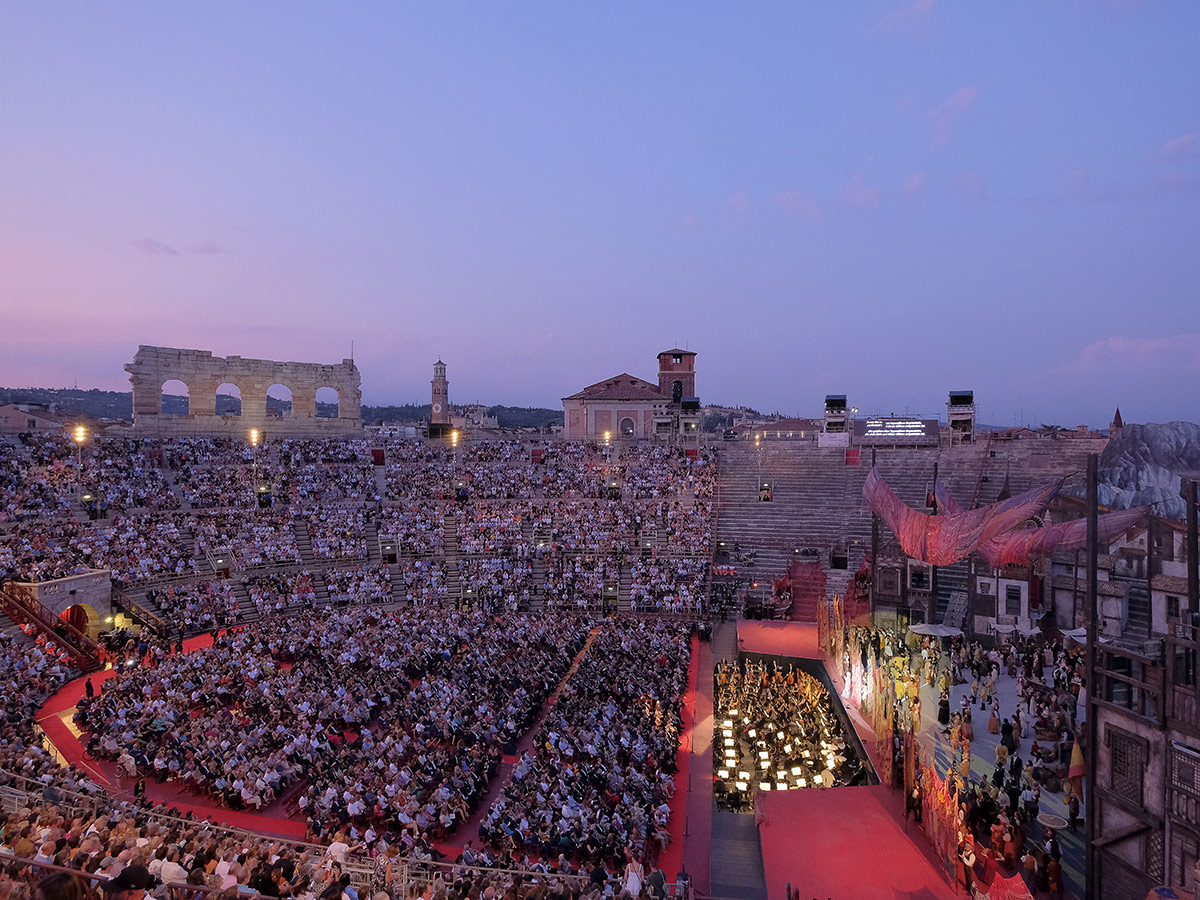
top-left (930, 461), bottom-right (939, 624)
top-left (1085, 453), bottom-right (1099, 897)
top-left (871, 448), bottom-right (879, 621)
top-left (1188, 480), bottom-right (1199, 687)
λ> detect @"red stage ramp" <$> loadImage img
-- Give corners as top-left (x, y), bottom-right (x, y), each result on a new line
top-left (755, 784), bottom-right (959, 900)
top-left (737, 620), bottom-right (821, 659)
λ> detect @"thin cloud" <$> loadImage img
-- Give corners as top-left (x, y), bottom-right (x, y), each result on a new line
top-left (131, 237), bottom-right (179, 257)
top-left (901, 171), bottom-right (928, 198)
top-left (843, 175), bottom-right (882, 210)
top-left (775, 191), bottom-right (822, 219)
top-left (952, 172), bottom-right (988, 204)
top-left (1059, 334), bottom-right (1200, 376)
top-left (1157, 133), bottom-right (1196, 160)
top-left (186, 240), bottom-right (226, 255)
top-left (927, 86), bottom-right (979, 148)
top-left (729, 191), bottom-right (751, 214)
top-left (879, 0), bottom-right (935, 34)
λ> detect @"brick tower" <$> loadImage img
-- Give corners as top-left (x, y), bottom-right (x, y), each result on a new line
top-left (657, 349), bottom-right (696, 403)
top-left (431, 360), bottom-right (449, 425)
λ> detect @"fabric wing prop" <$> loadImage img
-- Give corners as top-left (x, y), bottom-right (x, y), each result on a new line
top-left (975, 505), bottom-right (1150, 568)
top-left (863, 468), bottom-right (1066, 566)
top-left (935, 480), bottom-right (1148, 568)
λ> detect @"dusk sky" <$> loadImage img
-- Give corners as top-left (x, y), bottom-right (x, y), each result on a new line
top-left (2, 2), bottom-right (1198, 426)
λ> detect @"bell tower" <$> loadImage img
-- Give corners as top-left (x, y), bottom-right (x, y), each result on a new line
top-left (431, 360), bottom-right (449, 425)
top-left (657, 349), bottom-right (696, 402)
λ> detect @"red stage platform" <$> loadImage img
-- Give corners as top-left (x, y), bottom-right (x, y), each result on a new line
top-left (737, 620), bottom-right (821, 659)
top-left (757, 784), bottom-right (959, 900)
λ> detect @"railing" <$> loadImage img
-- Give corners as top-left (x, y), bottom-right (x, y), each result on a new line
top-left (0, 767), bottom-right (373, 890)
top-left (0, 584), bottom-right (101, 671)
top-left (112, 590), bottom-right (170, 634)
top-left (0, 851), bottom-right (267, 900)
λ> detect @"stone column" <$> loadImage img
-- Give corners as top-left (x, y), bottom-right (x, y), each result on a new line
top-left (292, 385), bottom-right (317, 420)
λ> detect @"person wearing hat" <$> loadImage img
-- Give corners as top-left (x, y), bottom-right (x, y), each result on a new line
top-left (101, 865), bottom-right (152, 900)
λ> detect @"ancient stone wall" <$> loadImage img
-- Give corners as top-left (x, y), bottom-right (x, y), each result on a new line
top-left (125, 345), bottom-right (362, 435)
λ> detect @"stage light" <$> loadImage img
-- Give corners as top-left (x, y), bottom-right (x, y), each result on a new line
top-left (722, 719), bottom-right (732, 728)
top-left (743, 716), bottom-right (750, 725)
top-left (759, 750), bottom-right (768, 759)
top-left (776, 782), bottom-right (788, 791)
top-left (747, 729), bottom-right (756, 738)
top-left (718, 769), bottom-right (729, 779)
top-left (760, 782), bottom-right (772, 791)
top-left (724, 738), bottom-right (734, 747)
top-left (784, 743), bottom-right (793, 753)
top-left (812, 774), bottom-right (823, 786)
top-left (738, 770), bottom-right (750, 780)
top-left (791, 766), bottom-right (802, 775)
top-left (796, 778), bottom-right (807, 788)
top-left (735, 781), bottom-right (749, 791)
top-left (722, 728), bottom-right (733, 737)
top-left (802, 751), bottom-right (812, 759)
top-left (759, 760), bottom-right (770, 769)
top-left (777, 731), bottom-right (784, 740)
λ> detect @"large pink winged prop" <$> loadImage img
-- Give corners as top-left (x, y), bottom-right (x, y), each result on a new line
top-left (863, 467), bottom-right (1066, 566)
top-left (933, 480), bottom-right (1149, 568)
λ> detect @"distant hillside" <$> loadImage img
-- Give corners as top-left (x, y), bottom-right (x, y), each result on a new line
top-left (362, 404), bottom-right (563, 429)
top-left (0, 387), bottom-right (564, 430)
top-left (0, 388), bottom-right (132, 419)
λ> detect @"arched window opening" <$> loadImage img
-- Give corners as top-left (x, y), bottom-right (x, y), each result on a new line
top-left (216, 383), bottom-right (242, 416)
top-left (161, 380), bottom-right (189, 415)
top-left (619, 417), bottom-right (636, 437)
top-left (267, 384), bottom-right (293, 418)
top-left (315, 386), bottom-right (339, 418)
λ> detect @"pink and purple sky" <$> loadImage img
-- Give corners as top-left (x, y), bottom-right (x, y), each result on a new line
top-left (1, 2), bottom-right (1198, 425)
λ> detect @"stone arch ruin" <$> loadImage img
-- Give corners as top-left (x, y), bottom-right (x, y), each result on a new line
top-left (126, 345), bottom-right (362, 435)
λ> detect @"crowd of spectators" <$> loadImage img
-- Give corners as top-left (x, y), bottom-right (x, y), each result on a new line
top-left (457, 557), bottom-right (533, 611)
top-left (143, 582), bottom-right (241, 633)
top-left (629, 558), bottom-right (706, 614)
top-left (305, 509), bottom-right (367, 561)
top-left (71, 515), bottom-right (195, 585)
top-left (480, 620), bottom-right (690, 869)
top-left (243, 572), bottom-right (318, 616)
top-left (74, 608), bottom-right (590, 846)
top-left (456, 504), bottom-right (532, 554)
top-left (0, 432), bottom-right (714, 892)
top-left (394, 559), bottom-right (448, 606)
top-left (193, 513), bottom-right (301, 570)
top-left (376, 501), bottom-right (445, 556)
top-left (541, 554), bottom-right (617, 610)
top-left (324, 565), bottom-right (391, 605)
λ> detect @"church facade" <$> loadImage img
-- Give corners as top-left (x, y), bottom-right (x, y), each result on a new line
top-left (562, 349), bottom-right (699, 440)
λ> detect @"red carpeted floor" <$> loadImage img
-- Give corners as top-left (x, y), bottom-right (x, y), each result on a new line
top-left (736, 621), bottom-right (820, 659)
top-left (757, 784), bottom-right (959, 900)
top-left (681, 636), bottom-right (713, 893)
top-left (657, 633), bottom-right (698, 879)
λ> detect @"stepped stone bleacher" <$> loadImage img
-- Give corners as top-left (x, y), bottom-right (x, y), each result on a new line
top-left (714, 436), bottom-right (1103, 621)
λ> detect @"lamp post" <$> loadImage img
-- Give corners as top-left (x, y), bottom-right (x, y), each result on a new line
top-left (72, 425), bottom-right (87, 468)
top-left (248, 428), bottom-right (260, 505)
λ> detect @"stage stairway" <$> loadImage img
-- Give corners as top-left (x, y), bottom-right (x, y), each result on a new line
top-left (1123, 580), bottom-right (1151, 638)
top-left (934, 560), bottom-right (970, 623)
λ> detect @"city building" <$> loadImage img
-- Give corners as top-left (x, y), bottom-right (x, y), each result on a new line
top-left (562, 349), bottom-right (700, 440)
